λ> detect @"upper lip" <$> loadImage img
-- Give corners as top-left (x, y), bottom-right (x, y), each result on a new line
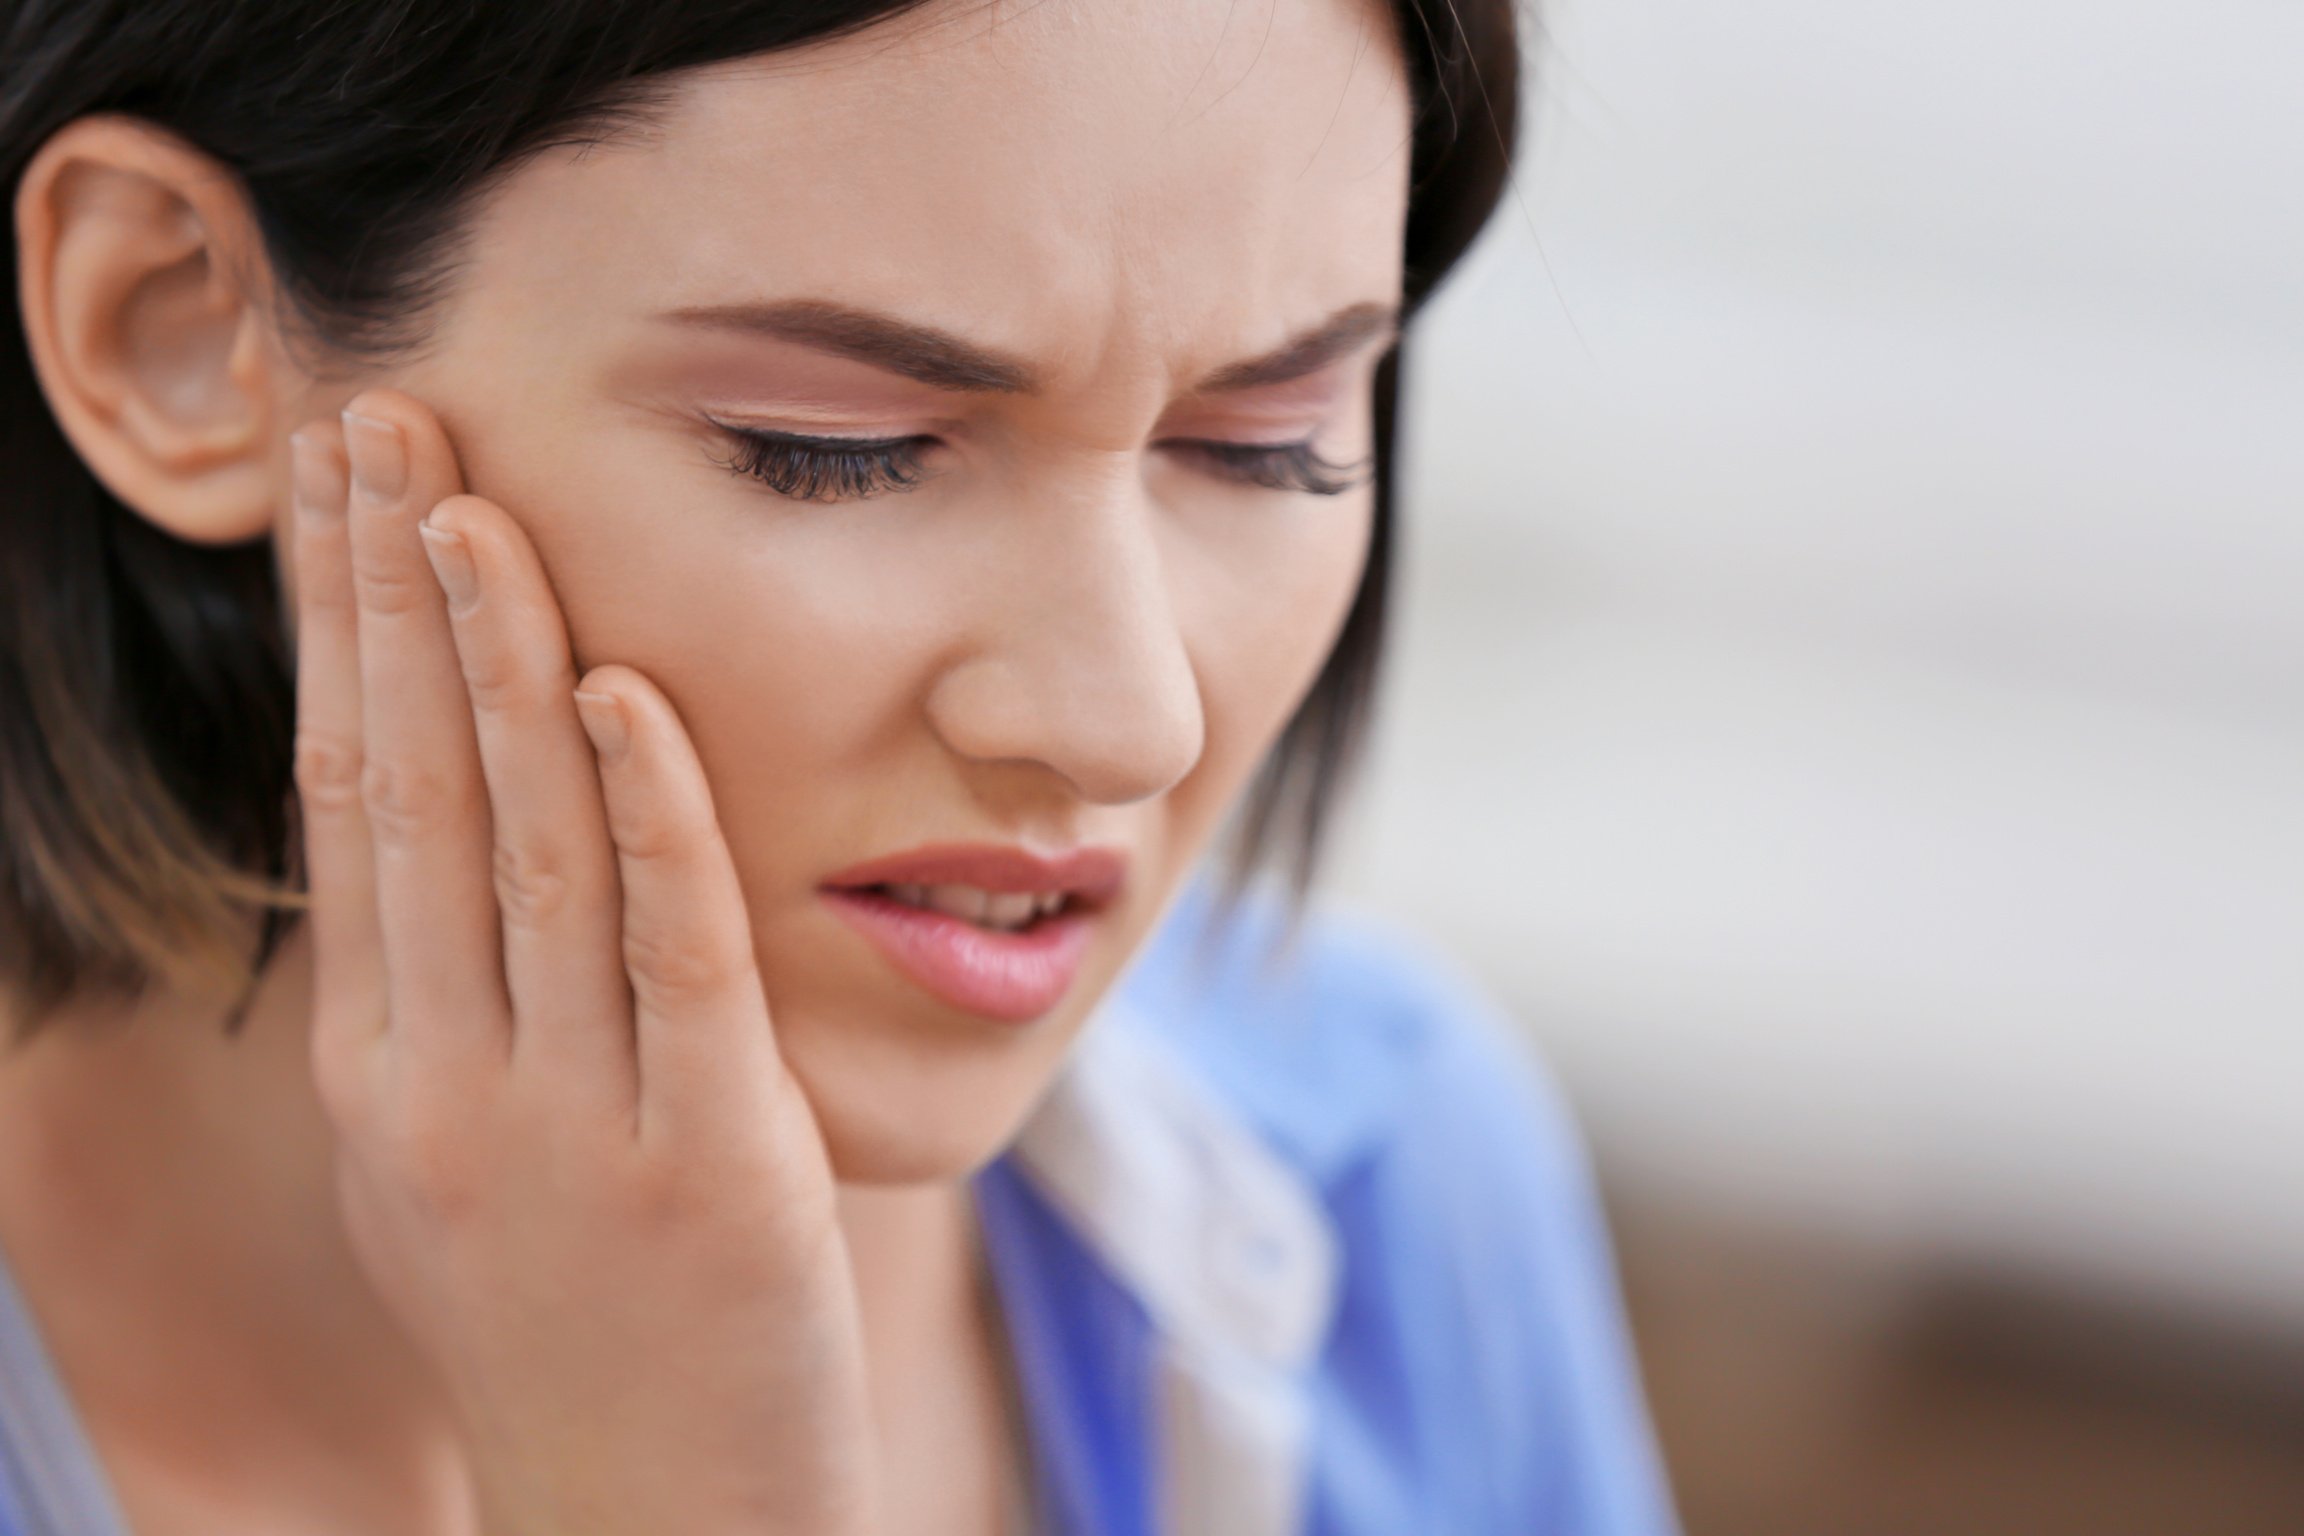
top-left (820, 842), bottom-right (1128, 911)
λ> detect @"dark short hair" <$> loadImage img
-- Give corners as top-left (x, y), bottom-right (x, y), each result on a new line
top-left (0, 0), bottom-right (1523, 1035)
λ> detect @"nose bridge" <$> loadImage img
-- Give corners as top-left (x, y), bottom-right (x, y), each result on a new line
top-left (928, 469), bottom-right (1206, 806)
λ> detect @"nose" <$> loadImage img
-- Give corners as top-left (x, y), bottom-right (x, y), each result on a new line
top-left (925, 475), bottom-right (1206, 806)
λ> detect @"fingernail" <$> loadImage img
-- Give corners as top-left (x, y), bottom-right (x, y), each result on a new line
top-left (573, 689), bottom-right (628, 760)
top-left (288, 429), bottom-right (340, 517)
top-left (418, 520), bottom-right (477, 610)
top-left (341, 411), bottom-right (407, 502)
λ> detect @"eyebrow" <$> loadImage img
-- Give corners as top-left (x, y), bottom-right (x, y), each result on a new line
top-left (653, 297), bottom-right (1401, 396)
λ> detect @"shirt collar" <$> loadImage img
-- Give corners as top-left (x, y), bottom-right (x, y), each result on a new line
top-left (1003, 994), bottom-right (1340, 1536)
top-left (1005, 992), bottom-right (1339, 1370)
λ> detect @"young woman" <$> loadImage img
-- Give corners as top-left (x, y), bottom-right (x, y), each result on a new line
top-left (0, 0), bottom-right (1678, 1531)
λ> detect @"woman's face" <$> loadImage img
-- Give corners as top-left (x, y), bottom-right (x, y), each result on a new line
top-left (299, 0), bottom-right (1412, 1182)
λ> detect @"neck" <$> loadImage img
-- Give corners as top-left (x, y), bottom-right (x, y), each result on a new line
top-left (0, 921), bottom-right (987, 1525)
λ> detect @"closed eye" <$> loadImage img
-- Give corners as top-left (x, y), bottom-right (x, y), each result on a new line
top-left (1178, 438), bottom-right (1374, 497)
top-left (708, 420), bottom-right (1374, 504)
top-left (707, 425), bottom-right (937, 503)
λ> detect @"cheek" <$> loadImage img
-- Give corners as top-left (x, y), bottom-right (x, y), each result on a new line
top-left (541, 496), bottom-right (975, 878)
top-left (429, 389), bottom-right (948, 870)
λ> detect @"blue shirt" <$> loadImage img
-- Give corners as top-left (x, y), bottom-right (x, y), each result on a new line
top-left (0, 873), bottom-right (1679, 1536)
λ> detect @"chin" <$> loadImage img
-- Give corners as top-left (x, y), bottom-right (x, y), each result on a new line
top-left (813, 1092), bottom-right (1040, 1186)
top-left (779, 1000), bottom-right (1088, 1187)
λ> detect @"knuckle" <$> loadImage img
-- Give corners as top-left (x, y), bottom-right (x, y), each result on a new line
top-left (603, 799), bottom-right (702, 866)
top-left (608, 822), bottom-right (681, 868)
top-left (491, 840), bottom-right (572, 929)
top-left (359, 757), bottom-right (462, 843)
top-left (351, 558), bottom-right (435, 617)
top-left (373, 1102), bottom-right (484, 1222)
top-left (616, 1153), bottom-right (695, 1230)
top-left (293, 733), bottom-right (366, 811)
top-left (456, 647), bottom-right (532, 715)
top-left (621, 921), bottom-right (744, 1004)
top-left (463, 654), bottom-right (578, 721)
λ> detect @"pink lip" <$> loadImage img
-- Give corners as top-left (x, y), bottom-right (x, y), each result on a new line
top-left (819, 888), bottom-right (1097, 1023)
top-left (818, 842), bottom-right (1128, 905)
top-left (816, 842), bottom-right (1127, 1022)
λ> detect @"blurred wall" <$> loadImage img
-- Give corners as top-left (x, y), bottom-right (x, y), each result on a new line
top-left (1325, 0), bottom-right (2304, 1351)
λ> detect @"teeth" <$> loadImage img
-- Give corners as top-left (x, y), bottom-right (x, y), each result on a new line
top-left (879, 883), bottom-right (1068, 931)
top-left (983, 892), bottom-right (1039, 929)
top-left (919, 884), bottom-right (990, 925)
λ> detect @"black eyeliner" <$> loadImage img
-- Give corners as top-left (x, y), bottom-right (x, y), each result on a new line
top-left (706, 416), bottom-right (1371, 502)
top-left (708, 419), bottom-right (935, 502)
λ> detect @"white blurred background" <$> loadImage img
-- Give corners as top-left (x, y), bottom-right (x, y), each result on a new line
top-left (1323, 0), bottom-right (2304, 1525)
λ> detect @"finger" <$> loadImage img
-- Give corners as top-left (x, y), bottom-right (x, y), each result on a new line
top-left (289, 420), bottom-right (386, 1092)
top-left (573, 665), bottom-right (781, 1145)
top-left (341, 388), bottom-right (510, 1076)
top-left (419, 493), bottom-right (634, 1105)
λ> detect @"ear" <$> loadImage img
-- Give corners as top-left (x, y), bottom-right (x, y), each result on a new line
top-left (13, 113), bottom-right (294, 546)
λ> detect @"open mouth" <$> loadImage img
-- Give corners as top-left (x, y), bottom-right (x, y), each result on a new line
top-left (818, 882), bottom-right (1101, 1022)
top-left (849, 882), bottom-right (1080, 934)
top-left (813, 843), bottom-right (1123, 1020)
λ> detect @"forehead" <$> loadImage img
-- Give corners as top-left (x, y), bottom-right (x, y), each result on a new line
top-left (463, 0), bottom-right (1413, 383)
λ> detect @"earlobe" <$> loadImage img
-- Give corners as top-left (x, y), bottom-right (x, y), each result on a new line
top-left (14, 114), bottom-right (286, 547)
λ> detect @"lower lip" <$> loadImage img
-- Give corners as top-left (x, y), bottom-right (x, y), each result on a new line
top-left (818, 887), bottom-right (1097, 1024)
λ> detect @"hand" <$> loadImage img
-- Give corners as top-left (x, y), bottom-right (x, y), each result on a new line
top-left (286, 389), bottom-right (879, 1536)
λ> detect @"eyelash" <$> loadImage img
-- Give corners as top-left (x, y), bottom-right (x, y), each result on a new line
top-left (709, 423), bottom-right (1374, 504)
top-left (713, 428), bottom-right (937, 503)
top-left (1190, 438), bottom-right (1374, 498)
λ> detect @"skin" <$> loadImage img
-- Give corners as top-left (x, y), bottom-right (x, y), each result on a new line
top-left (0, 0), bottom-right (1412, 1530)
